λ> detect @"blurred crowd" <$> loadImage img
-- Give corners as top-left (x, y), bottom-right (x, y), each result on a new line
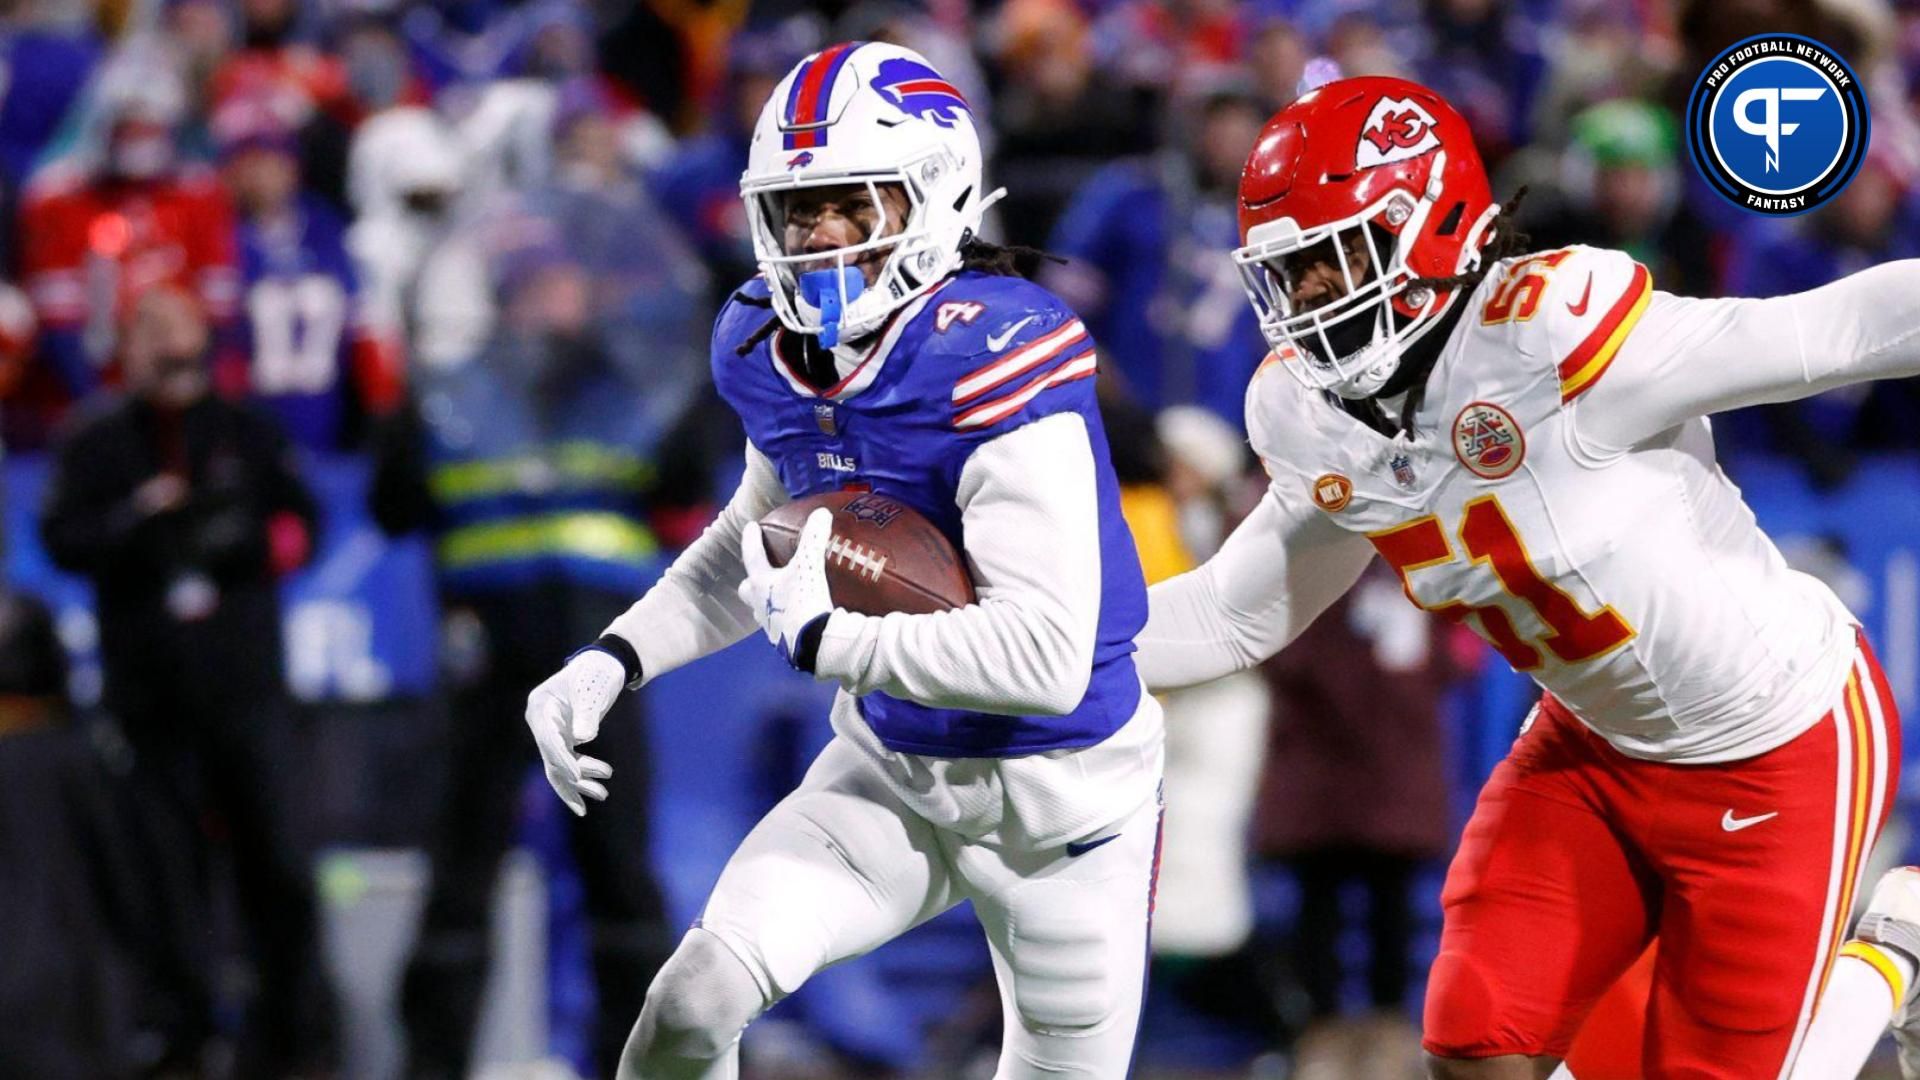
top-left (0, 0), bottom-right (1917, 463)
top-left (0, 0), bottom-right (1918, 1076)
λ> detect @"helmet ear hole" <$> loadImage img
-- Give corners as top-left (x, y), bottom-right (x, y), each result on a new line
top-left (1435, 200), bottom-right (1466, 237)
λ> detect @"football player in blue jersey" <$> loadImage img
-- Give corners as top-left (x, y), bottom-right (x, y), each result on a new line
top-left (520, 41), bottom-right (1167, 1079)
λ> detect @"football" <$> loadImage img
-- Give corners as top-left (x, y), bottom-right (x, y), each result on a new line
top-left (756, 491), bottom-right (976, 615)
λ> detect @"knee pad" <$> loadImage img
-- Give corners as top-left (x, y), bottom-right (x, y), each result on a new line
top-left (636, 929), bottom-right (769, 1061)
top-left (1003, 880), bottom-right (1123, 1036)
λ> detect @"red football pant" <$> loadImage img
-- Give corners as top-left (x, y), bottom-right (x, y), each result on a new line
top-left (1424, 634), bottom-right (1901, 1078)
top-left (1565, 945), bottom-right (1655, 1078)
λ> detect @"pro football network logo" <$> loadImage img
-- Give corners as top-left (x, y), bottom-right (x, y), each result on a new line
top-left (1453, 402), bottom-right (1524, 480)
top-left (869, 58), bottom-right (970, 127)
top-left (1685, 34), bottom-right (1869, 216)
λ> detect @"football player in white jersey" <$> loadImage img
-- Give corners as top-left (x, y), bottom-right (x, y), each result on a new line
top-left (1136, 76), bottom-right (1920, 1078)
top-left (519, 43), bottom-right (1166, 1079)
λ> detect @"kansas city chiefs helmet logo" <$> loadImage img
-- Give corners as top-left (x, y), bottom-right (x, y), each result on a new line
top-left (1356, 97), bottom-right (1442, 169)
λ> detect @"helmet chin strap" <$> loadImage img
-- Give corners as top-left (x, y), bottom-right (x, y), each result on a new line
top-left (798, 267), bottom-right (867, 348)
top-left (1336, 341), bottom-right (1403, 399)
top-left (1365, 286), bottom-right (1473, 438)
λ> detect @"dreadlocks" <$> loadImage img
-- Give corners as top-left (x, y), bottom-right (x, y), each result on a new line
top-left (1361, 187), bottom-right (1535, 430)
top-left (732, 289), bottom-right (778, 357)
top-left (956, 234), bottom-right (1065, 278)
top-left (1407, 186), bottom-right (1533, 295)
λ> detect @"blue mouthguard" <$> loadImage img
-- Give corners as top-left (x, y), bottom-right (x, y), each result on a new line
top-left (798, 267), bottom-right (865, 348)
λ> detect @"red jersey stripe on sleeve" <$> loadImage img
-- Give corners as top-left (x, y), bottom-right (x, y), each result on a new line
top-left (952, 319), bottom-right (1087, 404)
top-left (954, 351), bottom-right (1098, 429)
top-left (1559, 262), bottom-right (1653, 403)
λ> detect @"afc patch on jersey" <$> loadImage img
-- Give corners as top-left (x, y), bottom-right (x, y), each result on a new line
top-left (1453, 402), bottom-right (1525, 479)
top-left (1357, 97), bottom-right (1442, 169)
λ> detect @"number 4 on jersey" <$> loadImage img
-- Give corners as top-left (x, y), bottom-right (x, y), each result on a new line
top-left (936, 301), bottom-right (986, 332)
top-left (1369, 495), bottom-right (1635, 671)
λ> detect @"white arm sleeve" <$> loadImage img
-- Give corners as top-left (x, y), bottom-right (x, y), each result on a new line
top-left (813, 412), bottom-right (1101, 715)
top-left (601, 441), bottom-right (788, 684)
top-left (1135, 482), bottom-right (1374, 691)
top-left (1576, 259), bottom-right (1920, 452)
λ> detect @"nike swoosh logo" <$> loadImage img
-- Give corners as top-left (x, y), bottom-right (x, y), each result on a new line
top-left (1566, 273), bottom-right (1594, 316)
top-left (1722, 810), bottom-right (1779, 832)
top-left (1065, 833), bottom-right (1120, 857)
top-left (986, 315), bottom-right (1038, 352)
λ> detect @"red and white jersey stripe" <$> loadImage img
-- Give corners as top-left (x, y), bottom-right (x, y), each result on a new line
top-left (952, 318), bottom-right (1089, 405)
top-left (954, 350), bottom-right (1098, 429)
top-left (951, 317), bottom-right (1094, 429)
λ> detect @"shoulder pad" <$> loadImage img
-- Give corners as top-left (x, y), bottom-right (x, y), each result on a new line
top-left (938, 277), bottom-right (1093, 431)
top-left (918, 273), bottom-right (1075, 357)
top-left (711, 277), bottom-right (777, 358)
top-left (1475, 246), bottom-right (1653, 403)
top-left (1243, 348), bottom-right (1319, 479)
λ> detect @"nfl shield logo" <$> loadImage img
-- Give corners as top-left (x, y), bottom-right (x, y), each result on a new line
top-left (1391, 453), bottom-right (1416, 489)
top-left (814, 403), bottom-right (837, 436)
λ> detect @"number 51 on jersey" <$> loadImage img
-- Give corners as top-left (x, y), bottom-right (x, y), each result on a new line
top-left (1368, 494), bottom-right (1635, 671)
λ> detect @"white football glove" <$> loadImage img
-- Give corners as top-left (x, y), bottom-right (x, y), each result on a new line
top-left (738, 508), bottom-right (836, 672)
top-left (525, 647), bottom-right (625, 816)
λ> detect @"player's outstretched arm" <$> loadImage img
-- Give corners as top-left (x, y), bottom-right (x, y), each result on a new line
top-left (525, 441), bottom-right (789, 814)
top-left (1136, 483), bottom-right (1374, 692)
top-left (598, 440), bottom-right (790, 684)
top-left (810, 412), bottom-right (1104, 715)
top-left (1577, 259), bottom-right (1920, 453)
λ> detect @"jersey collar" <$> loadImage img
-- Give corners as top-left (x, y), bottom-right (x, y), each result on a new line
top-left (768, 280), bottom-right (950, 401)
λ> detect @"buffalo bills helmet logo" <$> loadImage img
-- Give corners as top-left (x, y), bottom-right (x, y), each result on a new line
top-left (869, 58), bottom-right (970, 128)
top-left (787, 151), bottom-right (815, 169)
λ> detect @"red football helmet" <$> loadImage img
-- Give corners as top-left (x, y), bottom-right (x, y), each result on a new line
top-left (1234, 77), bottom-right (1498, 399)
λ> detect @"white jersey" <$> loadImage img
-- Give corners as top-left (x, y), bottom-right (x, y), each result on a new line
top-left (1140, 247), bottom-right (1920, 764)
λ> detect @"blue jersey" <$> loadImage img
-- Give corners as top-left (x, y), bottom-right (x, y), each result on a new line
top-left (1048, 161), bottom-right (1268, 426)
top-left (711, 271), bottom-right (1148, 758)
top-left (237, 195), bottom-right (363, 450)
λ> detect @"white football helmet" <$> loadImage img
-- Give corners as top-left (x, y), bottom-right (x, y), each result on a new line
top-left (742, 41), bottom-right (996, 346)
